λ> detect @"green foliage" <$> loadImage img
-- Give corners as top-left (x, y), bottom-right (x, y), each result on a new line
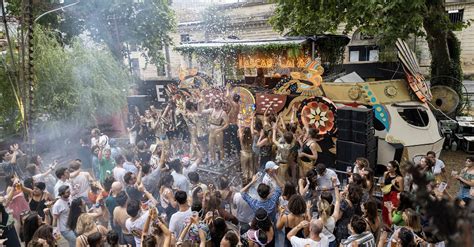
top-left (315, 37), bottom-right (347, 66)
top-left (175, 42), bottom-right (304, 77)
top-left (270, 0), bottom-right (429, 45)
top-left (6, 0), bottom-right (175, 66)
top-left (0, 60), bottom-right (21, 133)
top-left (175, 43), bottom-right (303, 58)
top-left (33, 26), bottom-right (131, 128)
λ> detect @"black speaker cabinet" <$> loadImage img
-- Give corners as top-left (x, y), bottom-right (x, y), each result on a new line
top-left (336, 140), bottom-right (353, 161)
top-left (338, 107), bottom-right (353, 120)
top-left (338, 119), bottom-right (352, 130)
top-left (352, 129), bottom-right (375, 144)
top-left (352, 120), bottom-right (373, 131)
top-left (336, 139), bottom-right (377, 167)
top-left (338, 129), bottom-right (352, 141)
top-left (352, 107), bottom-right (373, 122)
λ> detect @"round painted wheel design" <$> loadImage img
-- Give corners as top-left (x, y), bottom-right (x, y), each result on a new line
top-left (298, 97), bottom-right (337, 135)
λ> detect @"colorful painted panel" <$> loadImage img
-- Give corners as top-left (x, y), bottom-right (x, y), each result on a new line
top-left (298, 97), bottom-right (337, 135)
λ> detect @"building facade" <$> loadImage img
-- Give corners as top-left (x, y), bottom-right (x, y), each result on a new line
top-left (135, 0), bottom-right (474, 80)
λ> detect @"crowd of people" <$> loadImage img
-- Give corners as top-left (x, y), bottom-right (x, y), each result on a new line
top-left (0, 86), bottom-right (472, 247)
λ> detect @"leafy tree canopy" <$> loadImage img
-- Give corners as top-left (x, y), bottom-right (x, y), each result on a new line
top-left (270, 0), bottom-right (467, 45)
top-left (33, 26), bottom-right (131, 128)
top-left (7, 0), bottom-right (175, 65)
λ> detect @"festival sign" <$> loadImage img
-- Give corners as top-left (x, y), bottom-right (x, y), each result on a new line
top-left (237, 53), bottom-right (310, 69)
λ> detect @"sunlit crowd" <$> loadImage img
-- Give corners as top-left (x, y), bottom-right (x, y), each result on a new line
top-left (0, 87), bottom-right (472, 247)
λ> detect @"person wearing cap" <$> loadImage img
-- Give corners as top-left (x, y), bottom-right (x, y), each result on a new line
top-left (287, 219), bottom-right (329, 247)
top-left (241, 169), bottom-right (284, 220)
top-left (52, 185), bottom-right (76, 247)
top-left (201, 98), bottom-right (229, 165)
top-left (262, 161), bottom-right (280, 191)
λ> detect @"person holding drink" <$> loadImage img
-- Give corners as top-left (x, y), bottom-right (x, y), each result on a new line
top-left (453, 157), bottom-right (474, 204)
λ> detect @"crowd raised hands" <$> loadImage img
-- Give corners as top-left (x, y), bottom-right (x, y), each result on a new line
top-left (0, 98), bottom-right (471, 247)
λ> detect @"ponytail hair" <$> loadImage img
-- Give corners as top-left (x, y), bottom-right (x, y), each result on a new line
top-left (317, 199), bottom-right (331, 224)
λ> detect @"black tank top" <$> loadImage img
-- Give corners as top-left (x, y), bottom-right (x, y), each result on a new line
top-left (384, 174), bottom-right (400, 192)
top-left (301, 140), bottom-right (315, 163)
top-left (29, 193), bottom-right (47, 219)
top-left (284, 221), bottom-right (304, 246)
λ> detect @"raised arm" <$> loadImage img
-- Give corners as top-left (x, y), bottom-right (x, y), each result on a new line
top-left (269, 171), bottom-right (284, 189)
top-left (98, 149), bottom-right (103, 161)
top-left (241, 174), bottom-right (258, 193)
top-left (287, 220), bottom-right (309, 240)
top-left (290, 104), bottom-right (297, 125)
top-left (298, 178), bottom-right (309, 196)
top-left (331, 177), bottom-right (342, 220)
top-left (256, 131), bottom-right (268, 147)
top-left (271, 123), bottom-right (280, 146)
top-left (276, 206), bottom-right (287, 230)
top-left (141, 208), bottom-right (155, 244)
top-left (141, 186), bottom-right (158, 206)
top-left (158, 217), bottom-right (172, 247)
top-left (250, 115), bottom-right (256, 135)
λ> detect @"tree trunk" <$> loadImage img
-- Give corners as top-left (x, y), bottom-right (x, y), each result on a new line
top-left (423, 0), bottom-right (463, 112)
top-left (423, 0), bottom-right (451, 80)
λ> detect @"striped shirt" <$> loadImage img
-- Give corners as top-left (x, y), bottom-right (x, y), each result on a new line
top-left (341, 231), bottom-right (376, 247)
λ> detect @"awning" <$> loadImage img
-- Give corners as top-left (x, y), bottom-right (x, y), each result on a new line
top-left (176, 37), bottom-right (308, 49)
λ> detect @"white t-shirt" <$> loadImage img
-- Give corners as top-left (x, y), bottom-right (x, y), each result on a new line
top-left (317, 169), bottom-right (340, 189)
top-left (91, 134), bottom-right (109, 149)
top-left (52, 198), bottom-right (71, 232)
top-left (54, 180), bottom-right (71, 198)
top-left (125, 210), bottom-right (150, 247)
top-left (113, 167), bottom-right (127, 186)
top-left (169, 208), bottom-right (192, 236)
top-left (432, 159), bottom-right (445, 175)
top-left (290, 234), bottom-right (329, 247)
top-left (70, 172), bottom-right (90, 199)
top-left (171, 171), bottom-right (189, 192)
top-left (232, 192), bottom-right (254, 224)
top-left (183, 160), bottom-right (199, 177)
top-left (262, 173), bottom-right (278, 191)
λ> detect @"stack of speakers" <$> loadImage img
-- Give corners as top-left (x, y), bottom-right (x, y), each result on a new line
top-left (336, 107), bottom-right (377, 171)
